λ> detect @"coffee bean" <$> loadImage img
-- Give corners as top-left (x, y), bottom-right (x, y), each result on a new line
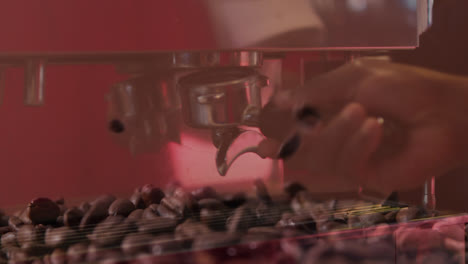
top-left (79, 202), bottom-right (109, 230)
top-left (191, 187), bottom-right (218, 201)
top-left (88, 216), bottom-right (136, 247)
top-left (290, 191), bottom-right (318, 215)
top-left (27, 198), bottom-right (60, 225)
top-left (55, 198), bottom-right (64, 206)
top-left (1, 232), bottom-right (17, 248)
top-left (129, 192), bottom-right (145, 209)
top-left (90, 195), bottom-right (116, 209)
top-left (384, 210), bottom-right (398, 223)
top-left (157, 197), bottom-right (191, 220)
top-left (140, 185), bottom-right (165, 207)
top-left (254, 179), bottom-right (273, 204)
top-left (283, 182), bottom-right (307, 199)
top-left (359, 213), bottom-right (386, 227)
top-left (276, 213), bottom-right (316, 233)
top-left (21, 243), bottom-right (50, 257)
top-left (151, 235), bottom-right (190, 256)
top-left (198, 199), bottom-right (225, 210)
top-left (58, 205), bottom-right (67, 216)
top-left (86, 243), bottom-right (107, 262)
top-left (247, 227), bottom-right (283, 238)
top-left (7, 248), bottom-right (29, 264)
top-left (8, 216), bottom-right (23, 231)
top-left (17, 225), bottom-right (45, 247)
top-left (50, 248), bottom-right (66, 264)
top-left (108, 199), bottom-right (135, 217)
top-left (62, 207), bottom-right (83, 228)
top-left (100, 250), bottom-right (125, 264)
top-left (0, 226), bottom-right (12, 235)
top-left (142, 205), bottom-right (159, 220)
top-left (45, 227), bottom-right (79, 248)
top-left (226, 205), bottom-right (257, 233)
top-left (192, 232), bottom-right (240, 250)
top-left (175, 219), bottom-right (211, 239)
top-left (137, 217), bottom-right (177, 235)
top-left (396, 207), bottom-right (422, 223)
top-left (223, 192), bottom-right (246, 208)
top-left (256, 203), bottom-right (282, 226)
top-left (79, 202), bottom-right (91, 214)
top-left (200, 207), bottom-right (229, 231)
top-left (0, 215), bottom-right (8, 227)
top-left (121, 233), bottom-right (154, 256)
top-left (127, 209), bottom-right (144, 221)
top-left (66, 243), bottom-right (88, 264)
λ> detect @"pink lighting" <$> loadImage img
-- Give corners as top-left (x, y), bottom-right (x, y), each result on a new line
top-left (168, 129), bottom-right (278, 191)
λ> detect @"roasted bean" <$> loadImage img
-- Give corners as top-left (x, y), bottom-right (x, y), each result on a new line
top-left (223, 192), bottom-right (246, 208)
top-left (7, 216), bottom-right (23, 231)
top-left (283, 182), bottom-right (307, 199)
top-left (121, 233), bottom-right (154, 255)
top-left (27, 198), bottom-right (60, 225)
top-left (17, 225), bottom-right (45, 246)
top-left (1, 232), bottom-right (17, 248)
top-left (137, 217), bottom-right (177, 235)
top-left (45, 227), bottom-right (79, 248)
top-left (66, 243), bottom-right (88, 264)
top-left (396, 207), bottom-right (422, 223)
top-left (108, 199), bottom-right (135, 217)
top-left (140, 185), bottom-right (165, 207)
top-left (129, 192), bottom-right (145, 210)
top-left (63, 207), bottom-right (83, 227)
top-left (191, 187), bottom-right (218, 201)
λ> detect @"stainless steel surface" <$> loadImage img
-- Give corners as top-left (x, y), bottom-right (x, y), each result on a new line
top-left (178, 68), bottom-right (268, 129)
top-left (24, 59), bottom-right (45, 106)
top-left (0, 51), bottom-right (263, 68)
top-left (106, 74), bottom-right (180, 155)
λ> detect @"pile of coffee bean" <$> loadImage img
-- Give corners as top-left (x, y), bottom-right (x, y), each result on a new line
top-left (0, 181), bottom-right (464, 264)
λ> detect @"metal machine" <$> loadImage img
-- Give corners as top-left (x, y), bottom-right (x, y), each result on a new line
top-left (2, 1), bottom-right (461, 263)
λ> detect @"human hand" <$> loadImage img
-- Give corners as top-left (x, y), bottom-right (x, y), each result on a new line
top-left (259, 57), bottom-right (468, 194)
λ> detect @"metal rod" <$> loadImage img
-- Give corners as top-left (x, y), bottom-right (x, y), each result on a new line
top-left (0, 66), bottom-right (4, 106)
top-left (423, 177), bottom-right (436, 211)
top-left (24, 59), bottom-right (46, 106)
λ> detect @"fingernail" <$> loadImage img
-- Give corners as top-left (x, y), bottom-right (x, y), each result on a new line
top-left (342, 103), bottom-right (364, 122)
top-left (278, 133), bottom-right (301, 160)
top-left (296, 106), bottom-right (320, 127)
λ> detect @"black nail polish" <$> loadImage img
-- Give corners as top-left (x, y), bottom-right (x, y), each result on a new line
top-left (296, 106), bottom-right (320, 127)
top-left (278, 133), bottom-right (301, 160)
top-left (109, 119), bottom-right (125, 133)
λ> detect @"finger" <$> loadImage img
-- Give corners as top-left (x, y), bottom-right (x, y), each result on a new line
top-left (283, 103), bottom-right (365, 172)
top-left (317, 103), bottom-right (367, 159)
top-left (257, 138), bottom-right (282, 159)
top-left (338, 117), bottom-right (383, 187)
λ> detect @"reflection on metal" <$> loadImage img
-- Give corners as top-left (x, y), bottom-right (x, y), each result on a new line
top-left (106, 74), bottom-right (181, 155)
top-left (178, 68), bottom-right (268, 129)
top-left (24, 59), bottom-right (45, 106)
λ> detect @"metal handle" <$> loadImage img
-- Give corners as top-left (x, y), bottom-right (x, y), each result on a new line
top-left (216, 129), bottom-right (265, 176)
